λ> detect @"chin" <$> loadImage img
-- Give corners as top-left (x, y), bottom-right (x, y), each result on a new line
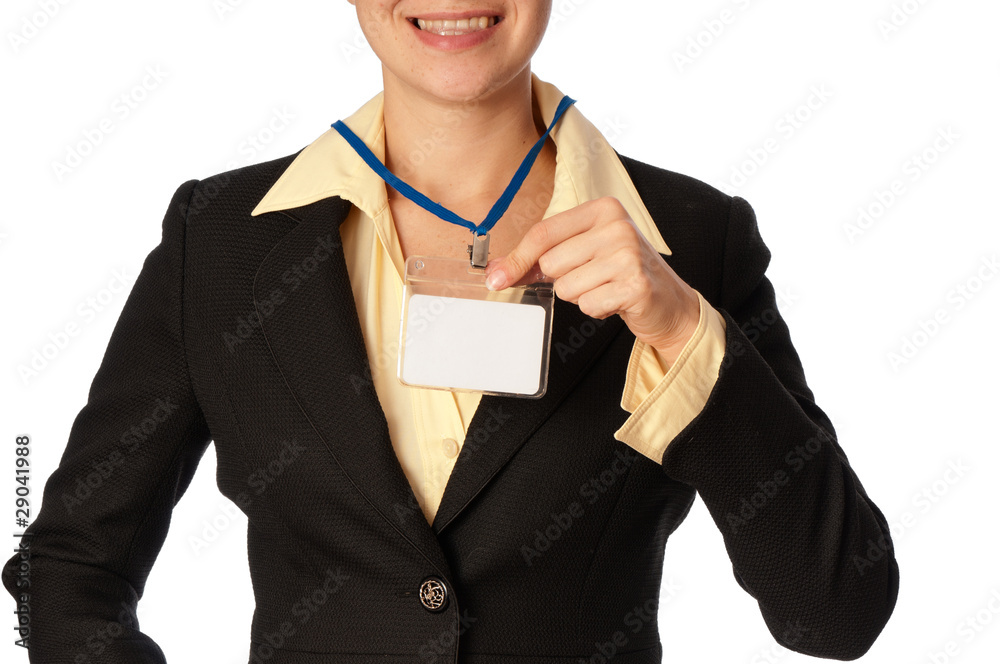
top-left (414, 67), bottom-right (524, 104)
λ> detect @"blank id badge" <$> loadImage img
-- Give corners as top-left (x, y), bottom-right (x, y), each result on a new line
top-left (398, 255), bottom-right (555, 398)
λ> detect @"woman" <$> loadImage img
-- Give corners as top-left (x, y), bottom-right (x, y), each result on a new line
top-left (2, 1), bottom-right (898, 662)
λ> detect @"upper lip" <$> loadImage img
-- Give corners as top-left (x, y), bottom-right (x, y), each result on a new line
top-left (407, 10), bottom-right (504, 20)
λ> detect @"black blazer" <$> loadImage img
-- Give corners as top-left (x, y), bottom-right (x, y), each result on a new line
top-left (2, 149), bottom-right (898, 663)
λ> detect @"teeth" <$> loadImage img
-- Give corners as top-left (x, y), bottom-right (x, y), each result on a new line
top-left (415, 16), bottom-right (497, 35)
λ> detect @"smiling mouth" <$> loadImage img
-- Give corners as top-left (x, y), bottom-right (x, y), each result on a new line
top-left (409, 16), bottom-right (503, 35)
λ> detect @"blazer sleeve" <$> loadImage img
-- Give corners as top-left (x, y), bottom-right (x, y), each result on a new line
top-left (659, 195), bottom-right (899, 660)
top-left (1, 179), bottom-right (213, 663)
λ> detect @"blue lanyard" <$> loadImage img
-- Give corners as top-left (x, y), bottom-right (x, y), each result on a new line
top-left (331, 94), bottom-right (576, 238)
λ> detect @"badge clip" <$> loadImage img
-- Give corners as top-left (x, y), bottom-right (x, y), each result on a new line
top-left (467, 231), bottom-right (490, 269)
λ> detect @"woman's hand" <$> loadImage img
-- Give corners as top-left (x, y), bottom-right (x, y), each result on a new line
top-left (484, 196), bottom-right (702, 366)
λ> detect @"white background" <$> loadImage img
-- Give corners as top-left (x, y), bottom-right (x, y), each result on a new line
top-left (2, 0), bottom-right (998, 662)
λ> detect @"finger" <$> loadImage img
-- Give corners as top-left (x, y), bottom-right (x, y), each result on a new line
top-left (486, 201), bottom-right (602, 291)
top-left (551, 255), bottom-right (621, 304)
top-left (575, 280), bottom-right (627, 320)
top-left (538, 217), bottom-right (636, 279)
top-left (484, 257), bottom-right (549, 288)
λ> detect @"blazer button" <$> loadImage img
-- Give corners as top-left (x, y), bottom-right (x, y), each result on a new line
top-left (419, 576), bottom-right (449, 612)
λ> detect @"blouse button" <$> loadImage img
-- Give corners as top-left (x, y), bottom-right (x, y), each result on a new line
top-left (442, 437), bottom-right (459, 458)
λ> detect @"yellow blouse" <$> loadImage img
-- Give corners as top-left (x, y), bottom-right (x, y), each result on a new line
top-left (252, 72), bottom-right (727, 526)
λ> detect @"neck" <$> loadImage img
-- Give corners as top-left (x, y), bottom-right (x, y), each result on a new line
top-left (381, 66), bottom-right (555, 218)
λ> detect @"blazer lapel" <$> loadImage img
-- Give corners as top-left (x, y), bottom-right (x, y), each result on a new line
top-left (252, 194), bottom-right (627, 559)
top-left (252, 196), bottom-right (452, 577)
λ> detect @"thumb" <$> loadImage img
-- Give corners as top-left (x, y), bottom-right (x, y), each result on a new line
top-left (484, 257), bottom-right (509, 291)
top-left (485, 250), bottom-right (536, 291)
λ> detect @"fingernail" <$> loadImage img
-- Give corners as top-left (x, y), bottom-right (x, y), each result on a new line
top-left (486, 269), bottom-right (506, 291)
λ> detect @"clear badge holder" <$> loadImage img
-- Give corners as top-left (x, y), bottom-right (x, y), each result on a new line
top-left (398, 255), bottom-right (555, 398)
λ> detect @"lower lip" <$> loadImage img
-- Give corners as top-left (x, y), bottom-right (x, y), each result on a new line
top-left (409, 17), bottom-right (501, 51)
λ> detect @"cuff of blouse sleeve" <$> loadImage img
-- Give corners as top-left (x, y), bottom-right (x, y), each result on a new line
top-left (613, 289), bottom-right (727, 464)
